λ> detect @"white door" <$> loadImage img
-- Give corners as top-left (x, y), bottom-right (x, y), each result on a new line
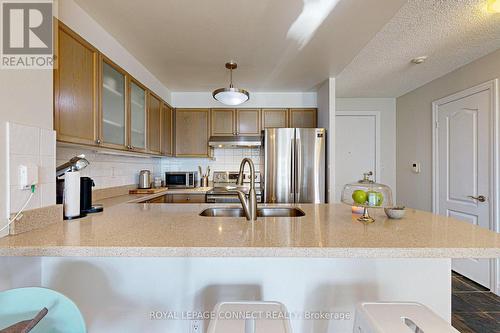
top-left (436, 88), bottom-right (492, 288)
top-left (335, 112), bottom-right (380, 202)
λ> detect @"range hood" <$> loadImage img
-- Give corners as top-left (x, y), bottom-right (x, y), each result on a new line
top-left (208, 135), bottom-right (262, 148)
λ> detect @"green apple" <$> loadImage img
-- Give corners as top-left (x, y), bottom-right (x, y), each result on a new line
top-left (376, 192), bottom-right (384, 205)
top-left (352, 190), bottom-right (367, 204)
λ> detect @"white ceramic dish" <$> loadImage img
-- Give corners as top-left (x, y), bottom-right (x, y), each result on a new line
top-left (384, 206), bottom-right (406, 219)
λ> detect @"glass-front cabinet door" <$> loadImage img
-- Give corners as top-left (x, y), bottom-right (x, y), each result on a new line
top-left (129, 80), bottom-right (147, 151)
top-left (100, 59), bottom-right (126, 148)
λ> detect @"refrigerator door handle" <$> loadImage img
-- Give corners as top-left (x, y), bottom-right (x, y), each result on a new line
top-left (295, 137), bottom-right (301, 203)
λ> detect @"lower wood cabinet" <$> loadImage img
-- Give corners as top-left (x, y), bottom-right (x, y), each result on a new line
top-left (175, 109), bottom-right (210, 157)
top-left (147, 194), bottom-right (206, 203)
top-left (169, 194), bottom-right (206, 203)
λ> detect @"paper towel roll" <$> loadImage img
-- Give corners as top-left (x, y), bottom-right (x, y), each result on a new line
top-left (64, 171), bottom-right (80, 218)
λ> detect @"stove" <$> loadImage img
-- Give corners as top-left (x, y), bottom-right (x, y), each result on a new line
top-left (206, 171), bottom-right (263, 203)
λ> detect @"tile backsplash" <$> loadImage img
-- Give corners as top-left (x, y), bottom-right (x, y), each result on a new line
top-left (57, 146), bottom-right (162, 189)
top-left (8, 123), bottom-right (56, 214)
top-left (55, 146), bottom-right (263, 191)
top-left (161, 148), bottom-right (264, 177)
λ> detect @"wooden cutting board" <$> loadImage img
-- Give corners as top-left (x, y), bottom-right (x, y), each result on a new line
top-left (129, 187), bottom-right (168, 194)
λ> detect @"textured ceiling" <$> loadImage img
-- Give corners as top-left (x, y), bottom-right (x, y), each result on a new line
top-left (74, 0), bottom-right (406, 92)
top-left (336, 0), bottom-right (500, 98)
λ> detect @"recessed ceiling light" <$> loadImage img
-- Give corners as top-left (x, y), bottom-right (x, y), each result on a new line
top-left (487, 0), bottom-right (500, 13)
top-left (411, 56), bottom-right (427, 64)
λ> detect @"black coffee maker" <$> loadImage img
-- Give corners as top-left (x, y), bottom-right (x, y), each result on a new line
top-left (56, 176), bottom-right (103, 216)
top-left (80, 177), bottom-right (103, 214)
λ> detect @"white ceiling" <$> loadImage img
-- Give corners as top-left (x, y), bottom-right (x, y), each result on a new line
top-left (74, 0), bottom-right (500, 96)
top-left (74, 0), bottom-right (406, 92)
top-left (336, 0), bottom-right (500, 97)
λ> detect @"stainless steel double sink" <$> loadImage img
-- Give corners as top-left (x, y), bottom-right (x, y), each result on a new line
top-left (199, 207), bottom-right (305, 218)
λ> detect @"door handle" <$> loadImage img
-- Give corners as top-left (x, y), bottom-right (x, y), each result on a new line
top-left (468, 195), bottom-right (486, 202)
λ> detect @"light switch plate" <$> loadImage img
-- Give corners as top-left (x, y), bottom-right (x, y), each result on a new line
top-left (411, 161), bottom-right (421, 174)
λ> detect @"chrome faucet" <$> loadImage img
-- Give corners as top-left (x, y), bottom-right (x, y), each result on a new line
top-left (230, 158), bottom-right (257, 220)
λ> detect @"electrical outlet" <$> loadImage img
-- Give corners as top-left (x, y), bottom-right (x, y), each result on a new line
top-left (190, 320), bottom-right (202, 333)
top-left (18, 164), bottom-right (39, 190)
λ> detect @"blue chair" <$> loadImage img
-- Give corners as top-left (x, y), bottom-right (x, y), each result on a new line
top-left (0, 287), bottom-right (86, 333)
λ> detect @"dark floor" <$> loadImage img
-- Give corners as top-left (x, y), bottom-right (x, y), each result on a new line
top-left (452, 271), bottom-right (500, 332)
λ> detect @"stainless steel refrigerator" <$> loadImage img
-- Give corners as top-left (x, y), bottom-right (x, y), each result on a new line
top-left (264, 128), bottom-right (325, 203)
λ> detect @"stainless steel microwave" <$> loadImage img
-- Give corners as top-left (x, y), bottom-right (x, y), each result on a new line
top-left (165, 171), bottom-right (198, 188)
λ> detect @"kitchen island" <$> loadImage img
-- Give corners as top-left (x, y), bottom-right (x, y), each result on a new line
top-left (0, 202), bottom-right (498, 332)
top-left (0, 202), bottom-right (497, 257)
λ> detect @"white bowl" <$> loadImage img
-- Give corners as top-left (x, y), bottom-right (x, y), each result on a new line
top-left (384, 207), bottom-right (406, 219)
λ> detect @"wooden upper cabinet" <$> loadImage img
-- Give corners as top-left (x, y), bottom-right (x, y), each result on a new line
top-left (236, 109), bottom-right (260, 135)
top-left (128, 79), bottom-right (147, 152)
top-left (262, 109), bottom-right (288, 128)
top-left (161, 103), bottom-right (173, 156)
top-left (54, 22), bottom-right (98, 146)
top-left (211, 109), bottom-right (235, 136)
top-left (147, 93), bottom-right (161, 154)
top-left (290, 108), bottom-right (317, 128)
top-left (175, 109), bottom-right (210, 157)
top-left (99, 56), bottom-right (127, 150)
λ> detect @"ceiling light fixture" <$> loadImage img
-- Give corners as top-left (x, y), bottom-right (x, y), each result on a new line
top-left (213, 62), bottom-right (249, 106)
top-left (411, 56), bottom-right (427, 64)
top-left (487, 0), bottom-right (500, 13)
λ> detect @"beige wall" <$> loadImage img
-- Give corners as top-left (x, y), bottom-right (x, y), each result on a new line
top-left (396, 48), bottom-right (500, 211)
top-left (0, 70), bottom-right (53, 237)
top-left (317, 78), bottom-right (336, 202)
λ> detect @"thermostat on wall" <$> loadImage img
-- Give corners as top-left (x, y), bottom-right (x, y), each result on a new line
top-left (411, 161), bottom-right (421, 174)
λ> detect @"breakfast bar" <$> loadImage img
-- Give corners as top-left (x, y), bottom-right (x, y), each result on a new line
top-left (0, 201), bottom-right (498, 258)
top-left (0, 201), bottom-right (498, 332)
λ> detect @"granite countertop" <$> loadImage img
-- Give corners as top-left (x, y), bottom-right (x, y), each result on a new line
top-left (0, 201), bottom-right (498, 258)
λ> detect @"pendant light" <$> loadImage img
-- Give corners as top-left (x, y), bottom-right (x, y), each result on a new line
top-left (213, 62), bottom-right (250, 106)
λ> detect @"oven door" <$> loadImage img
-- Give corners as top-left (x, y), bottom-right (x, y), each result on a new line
top-left (165, 173), bottom-right (188, 188)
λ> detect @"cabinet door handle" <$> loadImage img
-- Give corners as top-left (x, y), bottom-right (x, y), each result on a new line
top-left (468, 195), bottom-right (486, 202)
top-left (96, 139), bottom-right (101, 144)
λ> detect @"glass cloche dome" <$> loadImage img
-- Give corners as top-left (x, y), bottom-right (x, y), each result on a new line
top-left (341, 172), bottom-right (394, 223)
